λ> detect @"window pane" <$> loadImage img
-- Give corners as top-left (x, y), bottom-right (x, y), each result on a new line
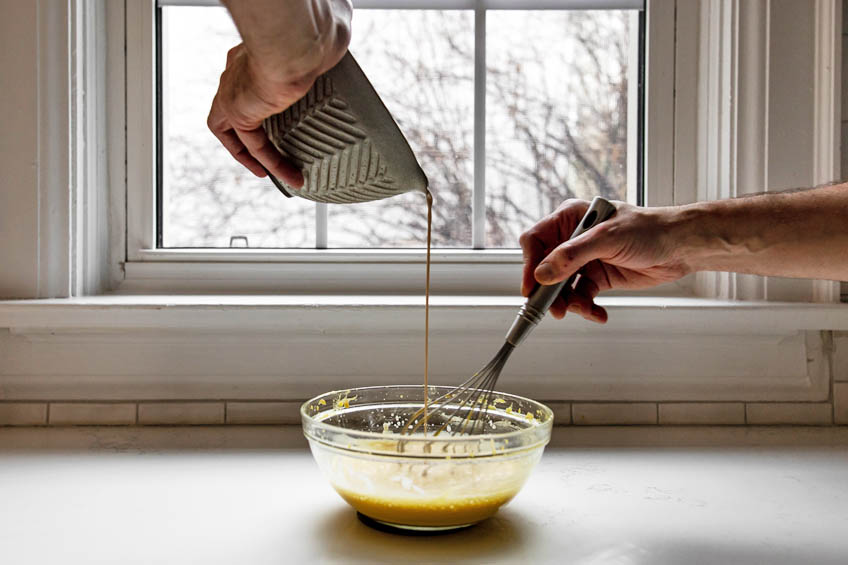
top-left (328, 10), bottom-right (474, 248)
top-left (161, 6), bottom-right (315, 248)
top-left (485, 11), bottom-right (634, 248)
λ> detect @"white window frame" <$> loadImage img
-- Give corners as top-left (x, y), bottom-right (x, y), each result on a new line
top-left (122, 0), bottom-right (667, 296)
top-left (121, 0), bottom-right (842, 301)
top-left (1, 0), bottom-right (844, 408)
top-left (2, 0), bottom-right (841, 301)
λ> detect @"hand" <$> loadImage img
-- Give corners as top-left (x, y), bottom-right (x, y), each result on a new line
top-left (519, 199), bottom-right (691, 323)
top-left (207, 1), bottom-right (351, 186)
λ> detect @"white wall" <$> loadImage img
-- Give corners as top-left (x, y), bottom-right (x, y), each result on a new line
top-left (0, 1), bottom-right (41, 298)
top-left (0, 0), bottom-right (73, 300)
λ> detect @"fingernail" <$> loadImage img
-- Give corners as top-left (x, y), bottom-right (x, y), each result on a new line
top-left (591, 305), bottom-right (607, 322)
top-left (568, 304), bottom-right (581, 314)
top-left (535, 263), bottom-right (555, 282)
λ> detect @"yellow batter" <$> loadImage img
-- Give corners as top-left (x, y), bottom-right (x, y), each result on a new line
top-left (334, 485), bottom-right (519, 527)
top-left (315, 435), bottom-right (541, 528)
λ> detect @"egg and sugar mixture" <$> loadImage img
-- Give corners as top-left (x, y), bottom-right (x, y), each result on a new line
top-left (306, 396), bottom-right (546, 528)
top-left (324, 443), bottom-right (542, 527)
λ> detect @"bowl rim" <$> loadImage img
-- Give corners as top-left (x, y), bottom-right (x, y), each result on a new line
top-left (300, 384), bottom-right (554, 454)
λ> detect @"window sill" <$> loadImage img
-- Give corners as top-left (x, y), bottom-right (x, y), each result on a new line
top-left (134, 248), bottom-right (524, 262)
top-left (0, 295), bottom-right (842, 403)
top-left (121, 252), bottom-right (699, 296)
top-left (0, 294), bottom-right (845, 332)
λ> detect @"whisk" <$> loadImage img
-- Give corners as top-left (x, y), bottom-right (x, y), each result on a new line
top-left (403, 197), bottom-right (618, 436)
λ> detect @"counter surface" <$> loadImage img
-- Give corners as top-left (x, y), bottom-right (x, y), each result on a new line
top-left (1, 426), bottom-right (846, 564)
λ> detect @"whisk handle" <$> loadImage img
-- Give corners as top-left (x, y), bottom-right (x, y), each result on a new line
top-left (506, 196), bottom-right (617, 346)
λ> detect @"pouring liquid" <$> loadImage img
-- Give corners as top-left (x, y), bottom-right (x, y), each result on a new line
top-left (423, 189), bottom-right (433, 433)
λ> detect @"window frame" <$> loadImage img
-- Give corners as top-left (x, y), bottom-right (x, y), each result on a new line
top-left (124, 0), bottom-right (655, 295)
top-left (0, 0), bottom-right (843, 410)
top-left (121, 0), bottom-right (840, 302)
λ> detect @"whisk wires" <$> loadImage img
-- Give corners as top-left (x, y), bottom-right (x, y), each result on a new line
top-left (403, 343), bottom-right (515, 436)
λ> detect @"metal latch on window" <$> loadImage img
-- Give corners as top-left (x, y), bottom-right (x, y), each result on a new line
top-left (229, 236), bottom-right (249, 248)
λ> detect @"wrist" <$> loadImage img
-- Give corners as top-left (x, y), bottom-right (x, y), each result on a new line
top-left (243, 9), bottom-right (351, 98)
top-left (665, 201), bottom-right (744, 274)
top-left (246, 42), bottom-right (322, 85)
top-left (224, 0), bottom-right (350, 83)
top-left (244, 52), bottom-right (317, 107)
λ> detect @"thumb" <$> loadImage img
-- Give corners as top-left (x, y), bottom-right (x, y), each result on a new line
top-left (534, 227), bottom-right (615, 285)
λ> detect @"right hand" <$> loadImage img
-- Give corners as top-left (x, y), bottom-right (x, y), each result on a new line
top-left (519, 199), bottom-right (691, 323)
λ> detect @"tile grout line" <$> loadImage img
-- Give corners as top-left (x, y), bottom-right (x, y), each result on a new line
top-left (1, 399), bottom-right (838, 405)
top-left (0, 399), bottom-right (840, 427)
top-left (829, 330), bottom-right (835, 423)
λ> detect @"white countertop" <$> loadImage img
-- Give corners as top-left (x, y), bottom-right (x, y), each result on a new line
top-left (1, 426), bottom-right (847, 564)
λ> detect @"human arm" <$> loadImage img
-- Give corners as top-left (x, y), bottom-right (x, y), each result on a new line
top-left (208, 0), bottom-right (352, 186)
top-left (520, 184), bottom-right (848, 323)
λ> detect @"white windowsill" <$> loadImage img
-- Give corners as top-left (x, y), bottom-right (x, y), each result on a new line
top-left (0, 295), bottom-right (846, 332)
top-left (1, 295), bottom-right (842, 403)
top-left (134, 248), bottom-right (525, 262)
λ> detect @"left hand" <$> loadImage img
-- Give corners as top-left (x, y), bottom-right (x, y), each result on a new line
top-left (207, 0), bottom-right (351, 187)
top-left (207, 44), bottom-right (308, 185)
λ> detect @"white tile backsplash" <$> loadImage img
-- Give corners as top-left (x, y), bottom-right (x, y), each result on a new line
top-left (834, 383), bottom-right (848, 425)
top-left (0, 399), bottom-right (839, 427)
top-left (138, 403), bottom-right (224, 425)
top-left (226, 402), bottom-right (300, 425)
top-left (0, 403), bottom-right (47, 426)
top-left (746, 403), bottom-right (833, 426)
top-left (49, 403), bottom-right (136, 426)
top-left (573, 403), bottom-right (657, 425)
top-left (659, 403), bottom-right (745, 425)
top-left (547, 402), bottom-right (572, 426)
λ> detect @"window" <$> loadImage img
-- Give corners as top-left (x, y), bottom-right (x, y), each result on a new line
top-left (2, 0), bottom-right (841, 408)
top-left (157, 1), bottom-right (643, 251)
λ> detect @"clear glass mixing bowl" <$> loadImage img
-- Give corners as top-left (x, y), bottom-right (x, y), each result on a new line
top-left (301, 385), bottom-right (553, 532)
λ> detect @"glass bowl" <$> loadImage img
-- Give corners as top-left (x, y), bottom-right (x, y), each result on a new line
top-left (301, 385), bottom-right (553, 532)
